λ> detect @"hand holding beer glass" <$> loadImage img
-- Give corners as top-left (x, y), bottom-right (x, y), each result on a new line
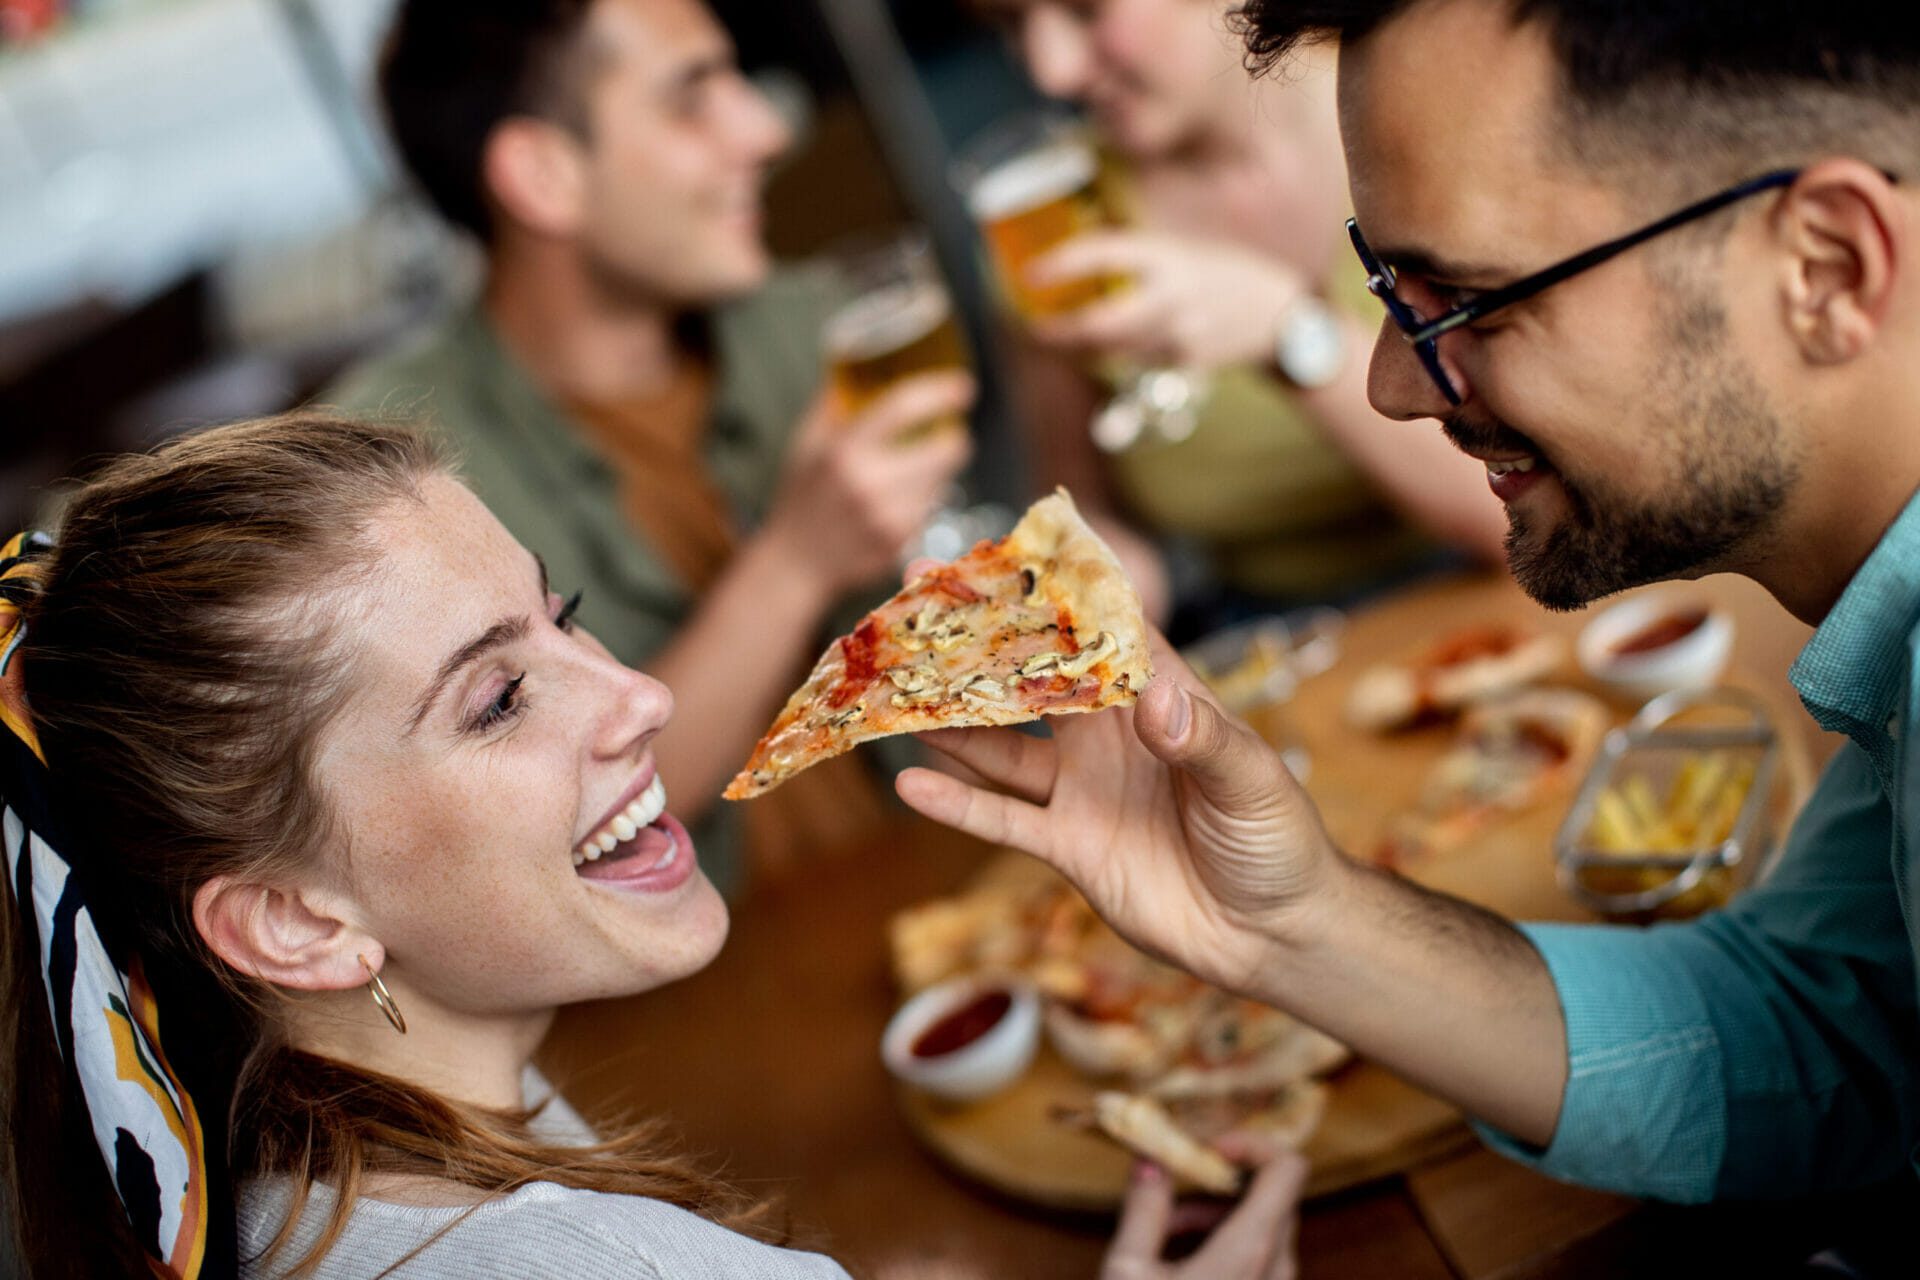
top-left (953, 112), bottom-right (1210, 453)
top-left (818, 229), bottom-right (998, 561)
top-left (823, 230), bottom-right (971, 441)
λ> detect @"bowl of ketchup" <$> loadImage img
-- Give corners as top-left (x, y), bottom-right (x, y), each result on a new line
top-left (1578, 594), bottom-right (1734, 704)
top-left (882, 973), bottom-right (1040, 1103)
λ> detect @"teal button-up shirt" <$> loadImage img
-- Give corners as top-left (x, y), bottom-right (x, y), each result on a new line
top-left (1480, 488), bottom-right (1920, 1202)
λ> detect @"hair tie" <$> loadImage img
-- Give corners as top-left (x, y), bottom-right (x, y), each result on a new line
top-left (1, 531), bottom-right (230, 1278)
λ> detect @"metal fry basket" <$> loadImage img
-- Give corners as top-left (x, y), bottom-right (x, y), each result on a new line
top-left (1554, 687), bottom-right (1781, 919)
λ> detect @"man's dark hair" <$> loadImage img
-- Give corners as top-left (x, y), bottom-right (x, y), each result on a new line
top-left (1232, 2), bottom-right (1920, 191)
top-left (379, 0), bottom-right (600, 241)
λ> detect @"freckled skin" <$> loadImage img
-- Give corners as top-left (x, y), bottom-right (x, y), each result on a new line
top-left (313, 477), bottom-right (729, 1022)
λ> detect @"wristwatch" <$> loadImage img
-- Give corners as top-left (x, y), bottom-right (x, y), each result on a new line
top-left (1272, 294), bottom-right (1348, 389)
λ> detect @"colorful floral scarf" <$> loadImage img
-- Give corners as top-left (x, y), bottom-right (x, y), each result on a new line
top-left (1, 531), bottom-right (229, 1278)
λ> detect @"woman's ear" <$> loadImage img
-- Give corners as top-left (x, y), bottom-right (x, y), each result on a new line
top-left (482, 116), bottom-right (589, 240)
top-left (191, 876), bottom-right (376, 992)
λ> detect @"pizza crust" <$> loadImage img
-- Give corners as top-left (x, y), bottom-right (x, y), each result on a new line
top-left (1347, 629), bottom-right (1566, 732)
top-left (1377, 686), bottom-right (1609, 865)
top-left (1091, 1092), bottom-right (1245, 1196)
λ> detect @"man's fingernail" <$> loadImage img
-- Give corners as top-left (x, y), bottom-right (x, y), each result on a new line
top-left (1167, 684), bottom-right (1191, 742)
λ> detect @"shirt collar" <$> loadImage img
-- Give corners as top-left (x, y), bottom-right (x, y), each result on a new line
top-left (1790, 484), bottom-right (1920, 733)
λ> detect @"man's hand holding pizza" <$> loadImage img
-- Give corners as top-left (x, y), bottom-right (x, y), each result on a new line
top-left (894, 626), bottom-right (1571, 1147)
top-left (894, 634), bottom-right (1338, 998)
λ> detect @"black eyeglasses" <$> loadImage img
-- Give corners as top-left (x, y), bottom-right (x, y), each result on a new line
top-left (1348, 168), bottom-right (1803, 405)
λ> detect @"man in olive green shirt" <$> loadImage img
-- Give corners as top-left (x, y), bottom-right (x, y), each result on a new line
top-left (331, 0), bottom-right (972, 888)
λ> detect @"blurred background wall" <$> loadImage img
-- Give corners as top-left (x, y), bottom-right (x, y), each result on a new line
top-left (0, 0), bottom-right (1041, 529)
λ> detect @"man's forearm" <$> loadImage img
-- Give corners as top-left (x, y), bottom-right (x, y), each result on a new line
top-left (643, 530), bottom-right (836, 820)
top-left (1252, 855), bottom-right (1568, 1144)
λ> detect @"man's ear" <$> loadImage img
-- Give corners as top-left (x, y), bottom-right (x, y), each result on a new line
top-left (191, 875), bottom-right (376, 993)
top-left (482, 117), bottom-right (589, 239)
top-left (1776, 158), bottom-right (1900, 366)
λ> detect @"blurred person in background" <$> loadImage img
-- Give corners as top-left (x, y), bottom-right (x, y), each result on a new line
top-left (970, 0), bottom-right (1504, 634)
top-left (326, 0), bottom-right (975, 890)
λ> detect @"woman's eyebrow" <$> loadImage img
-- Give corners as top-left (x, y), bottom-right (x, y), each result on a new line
top-left (405, 615), bottom-right (533, 736)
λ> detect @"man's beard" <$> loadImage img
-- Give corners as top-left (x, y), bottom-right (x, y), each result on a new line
top-left (1457, 292), bottom-right (1798, 611)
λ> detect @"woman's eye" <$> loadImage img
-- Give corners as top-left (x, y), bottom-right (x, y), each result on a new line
top-left (554, 589), bottom-right (583, 633)
top-left (472, 673), bottom-right (527, 732)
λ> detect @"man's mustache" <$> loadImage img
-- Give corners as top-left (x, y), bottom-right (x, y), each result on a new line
top-left (1443, 414), bottom-right (1539, 459)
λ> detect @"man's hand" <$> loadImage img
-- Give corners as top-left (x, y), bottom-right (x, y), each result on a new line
top-left (1024, 231), bottom-right (1307, 370)
top-left (894, 630), bottom-right (1339, 994)
top-left (762, 371), bottom-right (974, 598)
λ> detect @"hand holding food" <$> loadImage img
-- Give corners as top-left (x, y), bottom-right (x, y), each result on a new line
top-left (1023, 230), bottom-right (1310, 371)
top-left (894, 627), bottom-right (1337, 1000)
top-left (1097, 1140), bottom-right (1309, 1280)
top-left (760, 371), bottom-right (975, 597)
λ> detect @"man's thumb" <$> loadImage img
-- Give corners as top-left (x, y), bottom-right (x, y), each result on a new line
top-left (1134, 677), bottom-right (1284, 806)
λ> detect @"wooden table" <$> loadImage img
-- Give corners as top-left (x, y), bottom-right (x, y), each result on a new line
top-left (543, 570), bottom-right (1843, 1278)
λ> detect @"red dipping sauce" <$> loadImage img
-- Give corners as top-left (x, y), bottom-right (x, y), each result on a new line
top-left (1612, 608), bottom-right (1709, 658)
top-left (911, 989), bottom-right (1012, 1058)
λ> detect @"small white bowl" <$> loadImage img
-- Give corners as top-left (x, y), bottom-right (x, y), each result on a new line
top-left (881, 973), bottom-right (1039, 1103)
top-left (1577, 595), bottom-right (1734, 704)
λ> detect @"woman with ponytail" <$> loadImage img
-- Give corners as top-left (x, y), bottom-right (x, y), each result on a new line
top-left (0, 415), bottom-right (1303, 1279)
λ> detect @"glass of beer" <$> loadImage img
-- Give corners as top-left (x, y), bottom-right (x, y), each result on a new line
top-left (952, 112), bottom-right (1122, 320)
top-left (953, 112), bottom-right (1209, 453)
top-left (818, 228), bottom-right (998, 561)
top-left (822, 228), bottom-right (971, 442)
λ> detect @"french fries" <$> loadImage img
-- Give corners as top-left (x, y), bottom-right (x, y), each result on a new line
top-left (1588, 751), bottom-right (1755, 854)
top-left (1579, 750), bottom-right (1758, 918)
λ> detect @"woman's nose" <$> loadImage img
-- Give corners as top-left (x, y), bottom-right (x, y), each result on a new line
top-left (1021, 7), bottom-right (1094, 101)
top-left (589, 657), bottom-right (674, 759)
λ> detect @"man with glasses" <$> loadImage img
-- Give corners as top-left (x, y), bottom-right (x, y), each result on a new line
top-left (895, 0), bottom-right (1920, 1227)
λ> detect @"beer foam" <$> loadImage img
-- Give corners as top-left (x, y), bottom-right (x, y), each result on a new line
top-left (966, 144), bottom-right (1098, 223)
top-left (825, 281), bottom-right (952, 361)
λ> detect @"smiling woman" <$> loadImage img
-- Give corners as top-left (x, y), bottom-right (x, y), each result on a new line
top-left (0, 416), bottom-right (825, 1279)
top-left (0, 414), bottom-right (1307, 1280)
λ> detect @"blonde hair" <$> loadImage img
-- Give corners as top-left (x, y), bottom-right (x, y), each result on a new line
top-left (2, 414), bottom-right (778, 1278)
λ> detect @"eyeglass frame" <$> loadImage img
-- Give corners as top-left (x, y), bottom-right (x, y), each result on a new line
top-left (1347, 168), bottom-right (1804, 406)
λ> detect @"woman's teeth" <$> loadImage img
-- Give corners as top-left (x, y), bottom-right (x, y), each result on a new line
top-left (1485, 456), bottom-right (1537, 477)
top-left (572, 777), bottom-right (668, 865)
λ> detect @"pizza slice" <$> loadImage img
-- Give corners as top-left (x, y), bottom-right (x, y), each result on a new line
top-left (1346, 625), bottom-right (1565, 733)
top-left (1061, 1083), bottom-right (1328, 1195)
top-left (1089, 1092), bottom-right (1246, 1195)
top-left (1374, 687), bottom-right (1609, 867)
top-left (725, 489), bottom-right (1152, 799)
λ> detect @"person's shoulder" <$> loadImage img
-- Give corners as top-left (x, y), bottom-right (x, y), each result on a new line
top-left (467, 1184), bottom-right (851, 1279)
top-left (319, 305), bottom-right (508, 433)
top-left (241, 1178), bottom-right (848, 1279)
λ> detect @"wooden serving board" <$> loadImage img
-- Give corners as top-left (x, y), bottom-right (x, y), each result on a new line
top-left (897, 574), bottom-right (1815, 1210)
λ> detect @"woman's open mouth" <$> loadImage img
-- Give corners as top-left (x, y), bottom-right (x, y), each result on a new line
top-left (572, 776), bottom-right (696, 893)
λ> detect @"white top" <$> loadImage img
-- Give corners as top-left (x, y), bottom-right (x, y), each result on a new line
top-left (237, 1069), bottom-right (851, 1280)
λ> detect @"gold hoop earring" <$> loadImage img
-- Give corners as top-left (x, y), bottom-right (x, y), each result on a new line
top-left (358, 954), bottom-right (407, 1035)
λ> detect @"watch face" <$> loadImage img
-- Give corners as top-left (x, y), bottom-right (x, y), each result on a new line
top-left (1279, 298), bottom-right (1346, 389)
